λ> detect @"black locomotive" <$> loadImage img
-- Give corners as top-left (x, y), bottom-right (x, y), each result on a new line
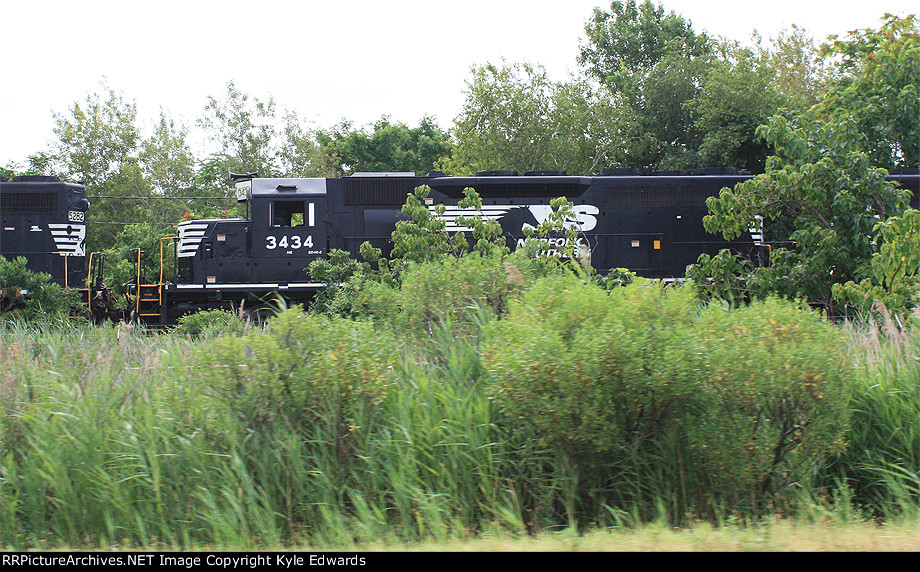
top-left (3, 169), bottom-right (919, 325)
top-left (0, 176), bottom-right (88, 286)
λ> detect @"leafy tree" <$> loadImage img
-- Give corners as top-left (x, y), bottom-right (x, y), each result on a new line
top-left (278, 111), bottom-right (344, 177)
top-left (1, 152), bottom-right (59, 179)
top-left (139, 111), bottom-right (201, 225)
top-left (819, 14), bottom-right (920, 169)
top-left (50, 81), bottom-right (153, 251)
top-left (634, 50), bottom-right (711, 169)
top-left (577, 1), bottom-right (715, 170)
top-left (697, 114), bottom-right (909, 313)
top-left (315, 116), bottom-right (449, 175)
top-left (101, 223), bottom-right (177, 293)
top-left (198, 80), bottom-right (281, 177)
top-left (52, 81), bottom-right (141, 188)
top-left (445, 61), bottom-right (629, 175)
top-left (690, 46), bottom-right (789, 173)
top-left (578, 0), bottom-right (712, 96)
top-left (692, 15), bottom-right (919, 315)
top-left (833, 208), bottom-right (920, 316)
top-left (753, 24), bottom-right (839, 110)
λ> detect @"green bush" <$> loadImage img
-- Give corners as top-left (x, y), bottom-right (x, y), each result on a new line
top-left (0, 256), bottom-right (81, 321)
top-left (333, 253), bottom-right (519, 341)
top-left (397, 254), bottom-right (516, 336)
top-left (684, 298), bottom-right (852, 505)
top-left (484, 279), bottom-right (854, 516)
top-left (170, 308), bottom-right (247, 339)
top-left (483, 276), bottom-right (701, 459)
top-left (192, 308), bottom-right (398, 457)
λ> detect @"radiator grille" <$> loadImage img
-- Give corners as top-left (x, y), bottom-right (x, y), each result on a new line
top-left (344, 178), bottom-right (417, 205)
top-left (601, 186), bottom-right (717, 208)
top-left (0, 191), bottom-right (58, 215)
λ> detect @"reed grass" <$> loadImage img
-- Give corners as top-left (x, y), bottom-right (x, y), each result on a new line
top-left (0, 298), bottom-right (917, 550)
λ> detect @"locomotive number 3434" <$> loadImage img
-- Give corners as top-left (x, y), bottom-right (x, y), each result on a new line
top-left (265, 235), bottom-right (313, 250)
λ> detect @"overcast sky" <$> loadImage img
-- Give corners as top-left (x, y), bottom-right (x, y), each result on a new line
top-left (1, 0), bottom-right (915, 166)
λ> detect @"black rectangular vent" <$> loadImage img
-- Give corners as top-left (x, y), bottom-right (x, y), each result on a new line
top-left (344, 178), bottom-right (417, 206)
top-left (601, 186), bottom-right (718, 208)
top-left (471, 182), bottom-right (583, 198)
top-left (0, 191), bottom-right (58, 215)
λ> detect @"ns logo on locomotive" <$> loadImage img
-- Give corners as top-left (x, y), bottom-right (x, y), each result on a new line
top-left (2, 169), bottom-right (918, 325)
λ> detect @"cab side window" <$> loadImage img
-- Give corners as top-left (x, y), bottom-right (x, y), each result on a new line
top-left (271, 201), bottom-right (306, 227)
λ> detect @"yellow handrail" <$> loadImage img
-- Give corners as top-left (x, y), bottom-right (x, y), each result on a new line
top-left (135, 248), bottom-right (142, 316)
top-left (86, 252), bottom-right (95, 308)
top-left (158, 236), bottom-right (177, 306)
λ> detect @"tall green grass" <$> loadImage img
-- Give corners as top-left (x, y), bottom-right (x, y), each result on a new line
top-left (817, 309), bottom-right (920, 520)
top-left (0, 286), bottom-right (917, 549)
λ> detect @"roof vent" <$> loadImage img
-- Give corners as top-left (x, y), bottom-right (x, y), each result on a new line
top-left (599, 168), bottom-right (643, 176)
top-left (475, 170), bottom-right (518, 177)
top-left (10, 175), bottom-right (62, 183)
top-left (694, 167), bottom-right (738, 176)
top-left (351, 172), bottom-right (416, 177)
top-left (524, 170), bottom-right (567, 176)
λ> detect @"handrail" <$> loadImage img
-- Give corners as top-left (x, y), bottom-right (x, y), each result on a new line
top-left (86, 252), bottom-right (95, 308)
top-left (158, 236), bottom-right (177, 306)
top-left (135, 248), bottom-right (142, 316)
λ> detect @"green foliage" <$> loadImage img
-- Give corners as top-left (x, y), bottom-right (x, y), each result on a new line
top-left (278, 111), bottom-right (345, 178)
top-left (309, 186), bottom-right (595, 328)
top-left (170, 308), bottom-right (247, 339)
top-left (388, 185), bottom-right (474, 263)
top-left (819, 14), bottom-right (920, 169)
top-left (316, 116), bottom-right (450, 176)
top-left (827, 315), bottom-right (920, 518)
top-left (483, 276), bottom-right (700, 459)
top-left (0, 256), bottom-right (81, 320)
top-left (690, 46), bottom-right (789, 173)
top-left (52, 81), bottom-right (141, 190)
top-left (694, 14), bottom-right (919, 313)
top-left (687, 249), bottom-right (759, 307)
top-left (753, 24), bottom-right (839, 110)
top-left (309, 184), bottom-right (515, 321)
top-left (50, 81), bottom-right (154, 251)
top-left (307, 248), bottom-right (377, 317)
top-left (578, 0), bottom-right (712, 96)
top-left (686, 298), bottom-right (851, 503)
top-left (361, 184), bottom-right (512, 280)
top-left (578, 1), bottom-right (715, 170)
top-left (383, 254), bottom-right (516, 339)
top-left (198, 80), bottom-right (281, 177)
top-left (445, 61), bottom-right (629, 175)
top-left (833, 209), bottom-right (920, 317)
top-left (0, 288), bottom-right (915, 548)
top-left (577, 2), bottom-right (853, 171)
top-left (100, 223), bottom-right (175, 293)
top-left (192, 309), bottom-right (397, 448)
top-left (697, 113), bottom-right (912, 313)
top-left (484, 278), bottom-right (853, 514)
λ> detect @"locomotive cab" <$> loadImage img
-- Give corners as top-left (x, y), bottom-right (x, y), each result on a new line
top-left (249, 178), bottom-right (327, 285)
top-left (166, 177), bottom-right (329, 322)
